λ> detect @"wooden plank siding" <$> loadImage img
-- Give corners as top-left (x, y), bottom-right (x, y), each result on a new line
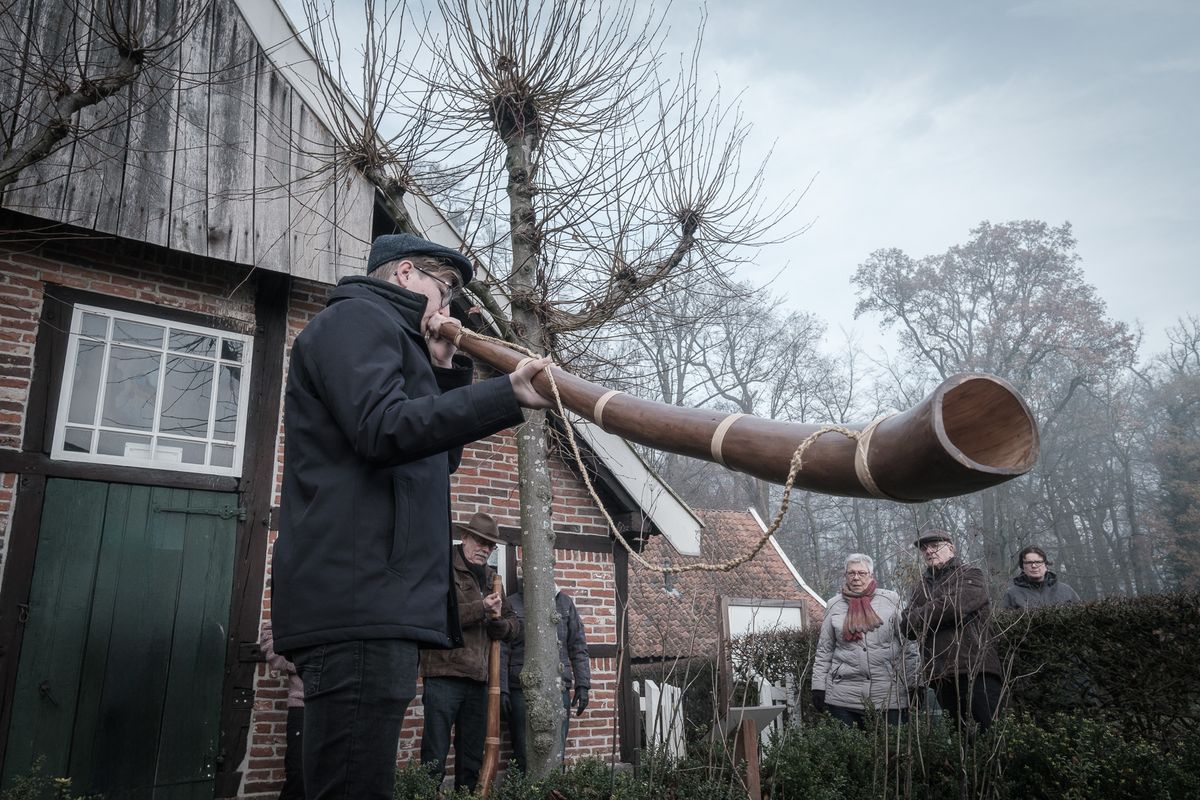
top-left (2, 0), bottom-right (81, 218)
top-left (205, 2), bottom-right (258, 265)
top-left (1, 0), bottom-right (372, 279)
top-left (119, 0), bottom-right (186, 246)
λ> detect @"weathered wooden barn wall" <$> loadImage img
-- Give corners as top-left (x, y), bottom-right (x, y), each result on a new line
top-left (0, 0), bottom-right (372, 282)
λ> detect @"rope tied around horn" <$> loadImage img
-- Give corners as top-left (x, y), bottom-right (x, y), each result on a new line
top-left (451, 324), bottom-right (895, 575)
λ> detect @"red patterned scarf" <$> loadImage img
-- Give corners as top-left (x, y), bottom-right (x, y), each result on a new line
top-left (841, 579), bottom-right (883, 642)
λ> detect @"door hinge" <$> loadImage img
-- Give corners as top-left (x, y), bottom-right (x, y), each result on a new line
top-left (153, 504), bottom-right (247, 521)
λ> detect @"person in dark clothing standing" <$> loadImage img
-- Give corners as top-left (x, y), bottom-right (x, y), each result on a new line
top-left (271, 234), bottom-right (551, 800)
top-left (1000, 546), bottom-right (1081, 609)
top-left (419, 512), bottom-right (521, 793)
top-left (500, 585), bottom-right (591, 772)
top-left (901, 530), bottom-right (1003, 733)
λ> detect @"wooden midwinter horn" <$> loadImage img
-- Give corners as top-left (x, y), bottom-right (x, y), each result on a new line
top-left (438, 321), bottom-right (1039, 502)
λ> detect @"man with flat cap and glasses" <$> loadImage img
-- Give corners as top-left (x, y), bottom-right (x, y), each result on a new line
top-left (901, 530), bottom-right (1003, 734)
top-left (271, 233), bottom-right (552, 799)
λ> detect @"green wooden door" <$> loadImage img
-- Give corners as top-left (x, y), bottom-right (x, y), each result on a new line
top-left (3, 478), bottom-right (239, 799)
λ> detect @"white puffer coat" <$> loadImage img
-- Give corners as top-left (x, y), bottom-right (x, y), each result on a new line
top-left (812, 588), bottom-right (921, 711)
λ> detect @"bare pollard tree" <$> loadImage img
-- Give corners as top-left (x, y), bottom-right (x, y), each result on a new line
top-left (300, 0), bottom-right (799, 776)
top-left (0, 0), bottom-right (205, 193)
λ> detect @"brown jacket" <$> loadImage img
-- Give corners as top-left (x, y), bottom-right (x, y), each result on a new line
top-left (420, 546), bottom-right (521, 683)
top-left (901, 557), bottom-right (1002, 682)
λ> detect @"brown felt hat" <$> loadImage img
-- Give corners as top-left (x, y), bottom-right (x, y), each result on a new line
top-left (455, 511), bottom-right (504, 545)
top-left (913, 529), bottom-right (954, 548)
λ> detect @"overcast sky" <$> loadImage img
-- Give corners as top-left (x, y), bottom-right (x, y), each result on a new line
top-left (279, 0), bottom-right (1197, 360)
top-left (660, 0), bottom-right (1199, 360)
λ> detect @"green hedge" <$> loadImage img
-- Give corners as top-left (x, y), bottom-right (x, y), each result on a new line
top-left (762, 714), bottom-right (1200, 800)
top-left (734, 592), bottom-right (1200, 743)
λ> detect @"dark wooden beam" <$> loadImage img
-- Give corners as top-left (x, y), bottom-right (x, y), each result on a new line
top-left (214, 271), bottom-right (290, 797)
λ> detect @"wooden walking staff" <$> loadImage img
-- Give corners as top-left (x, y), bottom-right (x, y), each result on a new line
top-left (437, 319), bottom-right (1040, 501)
top-left (478, 574), bottom-right (504, 797)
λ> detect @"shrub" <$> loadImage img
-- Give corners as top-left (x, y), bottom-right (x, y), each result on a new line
top-left (0, 759), bottom-right (97, 800)
top-left (1002, 715), bottom-right (1174, 800)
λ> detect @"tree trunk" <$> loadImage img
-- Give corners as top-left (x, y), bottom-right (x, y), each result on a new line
top-left (503, 128), bottom-right (565, 777)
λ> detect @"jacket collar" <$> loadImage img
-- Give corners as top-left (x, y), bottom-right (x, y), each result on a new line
top-left (1013, 570), bottom-right (1058, 589)
top-left (329, 275), bottom-right (426, 332)
top-left (927, 556), bottom-right (961, 578)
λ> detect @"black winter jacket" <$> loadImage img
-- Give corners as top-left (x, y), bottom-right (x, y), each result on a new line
top-left (500, 590), bottom-right (591, 694)
top-left (1000, 571), bottom-right (1081, 609)
top-left (272, 277), bottom-right (524, 653)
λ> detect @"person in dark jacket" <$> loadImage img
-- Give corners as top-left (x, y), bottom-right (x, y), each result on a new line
top-left (1000, 546), bottom-right (1081, 609)
top-left (271, 233), bottom-right (551, 800)
top-left (901, 530), bottom-right (1003, 733)
top-left (419, 512), bottom-right (520, 793)
top-left (500, 585), bottom-right (591, 772)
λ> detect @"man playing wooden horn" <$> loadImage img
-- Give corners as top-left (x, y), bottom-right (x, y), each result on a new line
top-left (420, 512), bottom-right (520, 793)
top-left (271, 234), bottom-right (550, 800)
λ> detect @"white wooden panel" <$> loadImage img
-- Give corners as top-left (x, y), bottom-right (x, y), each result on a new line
top-left (118, 0), bottom-right (185, 246)
top-left (331, 162), bottom-right (372, 282)
top-left (3, 0), bottom-right (80, 217)
top-left (205, 0), bottom-right (258, 264)
top-left (252, 50), bottom-right (291, 273)
top-left (288, 101), bottom-right (334, 282)
top-left (63, 0), bottom-right (135, 233)
top-left (168, 0), bottom-right (214, 255)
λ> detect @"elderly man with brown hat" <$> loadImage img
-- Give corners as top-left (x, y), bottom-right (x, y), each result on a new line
top-left (901, 530), bottom-right (1003, 733)
top-left (420, 511), bottom-right (520, 793)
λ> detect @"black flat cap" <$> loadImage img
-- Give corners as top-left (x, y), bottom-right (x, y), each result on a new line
top-left (913, 529), bottom-right (953, 548)
top-left (367, 233), bottom-right (474, 285)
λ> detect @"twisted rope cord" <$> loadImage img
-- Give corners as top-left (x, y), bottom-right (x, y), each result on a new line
top-left (453, 324), bottom-right (887, 575)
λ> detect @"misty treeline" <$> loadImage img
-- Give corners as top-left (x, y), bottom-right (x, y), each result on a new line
top-left (586, 219), bottom-right (1199, 601)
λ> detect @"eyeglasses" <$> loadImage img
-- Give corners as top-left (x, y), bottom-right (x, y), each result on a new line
top-left (845, 570), bottom-right (870, 578)
top-left (920, 542), bottom-right (947, 552)
top-left (1022, 559), bottom-right (1046, 567)
top-left (415, 265), bottom-right (463, 306)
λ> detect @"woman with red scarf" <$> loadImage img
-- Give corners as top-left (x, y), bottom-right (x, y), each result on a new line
top-left (811, 554), bottom-right (921, 727)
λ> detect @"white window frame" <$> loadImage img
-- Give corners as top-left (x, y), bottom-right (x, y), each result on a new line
top-left (50, 303), bottom-right (254, 477)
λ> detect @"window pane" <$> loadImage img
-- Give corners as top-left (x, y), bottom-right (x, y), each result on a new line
top-left (112, 319), bottom-right (164, 348)
top-left (160, 356), bottom-right (213, 438)
top-left (221, 339), bottom-right (244, 362)
top-left (63, 427), bottom-right (92, 453)
top-left (169, 330), bottom-right (216, 358)
top-left (67, 340), bottom-right (105, 425)
top-left (98, 431), bottom-right (152, 458)
top-left (155, 437), bottom-right (206, 465)
top-left (102, 346), bottom-right (160, 430)
top-left (81, 312), bottom-right (108, 339)
top-left (214, 365), bottom-right (241, 439)
top-left (211, 444), bottom-right (235, 468)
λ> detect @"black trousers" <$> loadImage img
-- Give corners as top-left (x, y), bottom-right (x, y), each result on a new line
top-left (292, 639), bottom-right (420, 800)
top-left (507, 688), bottom-right (571, 774)
top-left (933, 672), bottom-right (1003, 733)
top-left (420, 676), bottom-right (488, 793)
top-left (279, 706), bottom-right (305, 800)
